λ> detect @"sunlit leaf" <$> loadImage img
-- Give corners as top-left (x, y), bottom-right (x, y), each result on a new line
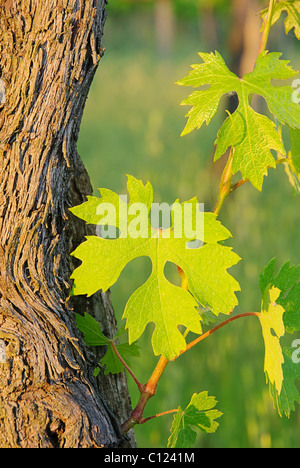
top-left (168, 392), bottom-right (222, 448)
top-left (178, 51), bottom-right (300, 189)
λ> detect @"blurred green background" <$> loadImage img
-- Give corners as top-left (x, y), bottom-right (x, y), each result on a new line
top-left (78, 0), bottom-right (300, 448)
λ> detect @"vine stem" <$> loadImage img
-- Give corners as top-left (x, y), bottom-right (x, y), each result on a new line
top-left (258, 0), bottom-right (277, 56)
top-left (120, 311), bottom-right (260, 433)
top-left (140, 409), bottom-right (178, 425)
top-left (110, 340), bottom-right (145, 393)
top-left (120, 356), bottom-right (169, 434)
top-left (213, 148), bottom-right (233, 216)
top-left (231, 178), bottom-right (248, 192)
top-left (276, 157), bottom-right (291, 166)
top-left (144, 355), bottom-right (170, 395)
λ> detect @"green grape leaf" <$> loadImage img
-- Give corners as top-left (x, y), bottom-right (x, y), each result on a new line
top-left (75, 312), bottom-right (109, 346)
top-left (167, 392), bottom-right (222, 448)
top-left (101, 341), bottom-right (140, 375)
top-left (177, 51), bottom-right (300, 190)
top-left (215, 107), bottom-right (282, 190)
top-left (75, 312), bottom-right (140, 375)
top-left (269, 347), bottom-right (300, 417)
top-left (261, 0), bottom-right (300, 40)
top-left (259, 259), bottom-right (300, 416)
top-left (70, 175), bottom-right (240, 359)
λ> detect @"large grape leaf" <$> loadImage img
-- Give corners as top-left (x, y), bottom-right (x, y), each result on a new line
top-left (70, 175), bottom-right (240, 359)
top-left (259, 259), bottom-right (300, 416)
top-left (177, 51), bottom-right (300, 190)
top-left (167, 392), bottom-right (222, 448)
top-left (261, 0), bottom-right (300, 40)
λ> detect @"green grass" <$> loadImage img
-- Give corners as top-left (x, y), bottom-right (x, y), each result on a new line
top-left (78, 12), bottom-right (300, 448)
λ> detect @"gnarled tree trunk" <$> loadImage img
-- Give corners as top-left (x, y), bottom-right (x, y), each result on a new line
top-left (0, 0), bottom-right (135, 448)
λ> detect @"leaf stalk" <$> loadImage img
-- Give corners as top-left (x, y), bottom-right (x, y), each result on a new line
top-left (121, 311), bottom-right (260, 433)
top-left (175, 312), bottom-right (260, 360)
top-left (213, 149), bottom-right (234, 216)
top-left (110, 340), bottom-right (145, 393)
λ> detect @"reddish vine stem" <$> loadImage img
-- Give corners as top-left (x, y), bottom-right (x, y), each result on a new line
top-left (231, 178), bottom-right (248, 192)
top-left (140, 409), bottom-right (178, 425)
top-left (258, 0), bottom-right (277, 55)
top-left (110, 340), bottom-right (145, 393)
top-left (174, 312), bottom-right (260, 360)
top-left (121, 355), bottom-right (170, 434)
top-left (120, 312), bottom-right (260, 433)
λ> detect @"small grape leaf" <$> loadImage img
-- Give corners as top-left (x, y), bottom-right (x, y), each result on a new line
top-left (75, 312), bottom-right (109, 346)
top-left (101, 341), bottom-right (140, 375)
top-left (177, 51), bottom-right (300, 190)
top-left (70, 175), bottom-right (240, 359)
top-left (167, 392), bottom-right (222, 448)
top-left (75, 312), bottom-right (140, 375)
top-left (261, 1), bottom-right (300, 40)
top-left (259, 259), bottom-right (300, 416)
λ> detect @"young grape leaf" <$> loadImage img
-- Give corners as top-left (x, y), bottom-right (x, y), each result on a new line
top-left (259, 259), bottom-right (300, 416)
top-left (177, 51), bottom-right (300, 190)
top-left (167, 392), bottom-right (222, 448)
top-left (75, 312), bottom-right (109, 346)
top-left (101, 341), bottom-right (140, 375)
top-left (75, 312), bottom-right (140, 375)
top-left (261, 0), bottom-right (300, 40)
top-left (70, 175), bottom-right (241, 359)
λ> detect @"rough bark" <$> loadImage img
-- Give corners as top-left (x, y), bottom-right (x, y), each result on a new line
top-left (0, 0), bottom-right (135, 448)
